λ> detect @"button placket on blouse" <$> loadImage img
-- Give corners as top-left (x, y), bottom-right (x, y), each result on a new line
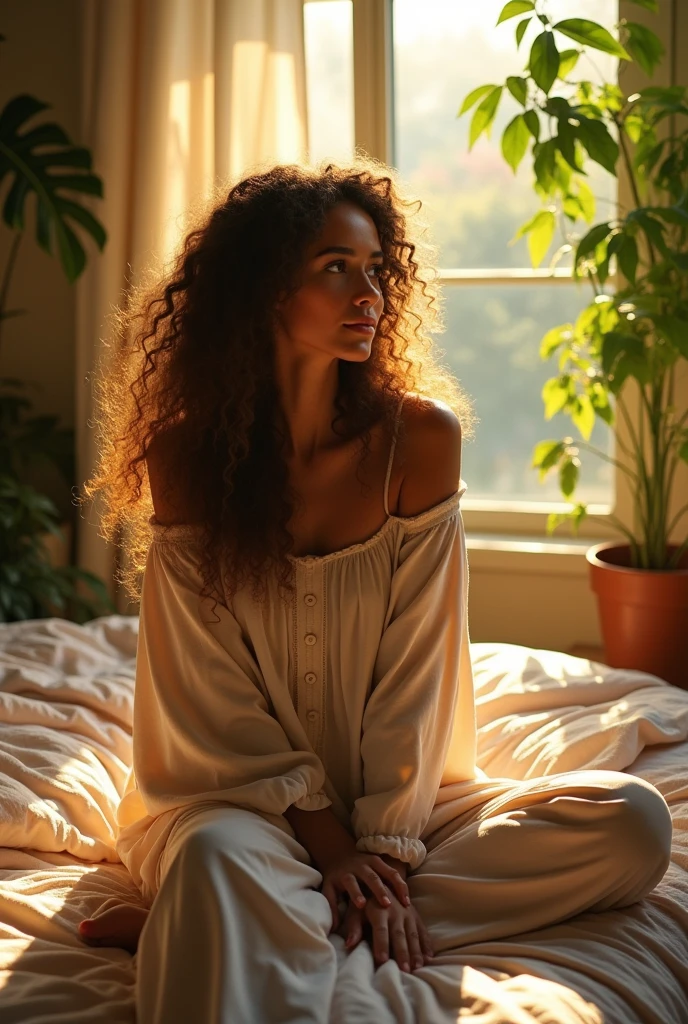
top-left (298, 564), bottom-right (324, 750)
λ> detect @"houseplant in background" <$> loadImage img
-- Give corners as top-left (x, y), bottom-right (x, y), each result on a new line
top-left (459, 0), bottom-right (688, 687)
top-left (0, 33), bottom-right (115, 622)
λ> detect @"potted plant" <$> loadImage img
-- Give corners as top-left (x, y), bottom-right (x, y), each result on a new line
top-left (0, 34), bottom-right (115, 623)
top-left (459, 1), bottom-right (688, 687)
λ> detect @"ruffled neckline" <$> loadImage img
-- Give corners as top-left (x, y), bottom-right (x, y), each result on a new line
top-left (149, 480), bottom-right (466, 566)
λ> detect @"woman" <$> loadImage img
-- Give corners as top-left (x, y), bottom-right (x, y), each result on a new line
top-left (78, 159), bottom-right (673, 1023)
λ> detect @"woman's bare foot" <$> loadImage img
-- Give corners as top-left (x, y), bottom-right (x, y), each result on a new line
top-left (79, 904), bottom-right (150, 955)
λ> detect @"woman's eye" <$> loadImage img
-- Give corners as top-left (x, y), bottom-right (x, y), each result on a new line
top-left (325, 260), bottom-right (384, 276)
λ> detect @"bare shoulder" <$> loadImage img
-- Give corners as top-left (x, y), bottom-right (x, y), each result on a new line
top-left (146, 423), bottom-right (205, 525)
top-left (396, 393), bottom-right (462, 518)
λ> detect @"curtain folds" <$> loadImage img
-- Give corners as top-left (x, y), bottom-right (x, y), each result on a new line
top-left (76, 0), bottom-right (309, 609)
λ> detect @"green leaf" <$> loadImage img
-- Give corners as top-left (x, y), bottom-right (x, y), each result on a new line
top-left (532, 138), bottom-right (557, 190)
top-left (529, 31), bottom-right (560, 94)
top-left (523, 109), bottom-right (540, 140)
top-left (653, 316), bottom-right (688, 358)
top-left (678, 440), bottom-right (688, 464)
top-left (589, 382), bottom-right (614, 425)
top-left (0, 94), bottom-right (107, 284)
top-left (575, 222), bottom-right (611, 264)
top-left (627, 0), bottom-right (658, 10)
top-left (458, 84), bottom-right (497, 117)
top-left (506, 76), bottom-right (528, 106)
top-left (574, 117), bottom-right (619, 174)
top-left (601, 332), bottom-right (647, 390)
top-left (556, 120), bottom-right (581, 172)
top-left (497, 0), bottom-right (534, 25)
top-left (540, 324), bottom-right (573, 359)
top-left (542, 376), bottom-right (572, 419)
top-left (625, 21), bottom-right (665, 77)
top-left (617, 236), bottom-right (638, 283)
top-left (515, 17), bottom-right (530, 48)
top-left (571, 393), bottom-right (595, 440)
top-left (532, 439), bottom-right (566, 475)
top-left (576, 179), bottom-right (596, 221)
top-left (560, 457), bottom-right (579, 498)
top-left (552, 19), bottom-right (630, 60)
top-left (527, 209), bottom-right (556, 266)
top-left (469, 86), bottom-right (503, 148)
top-left (558, 48), bottom-right (580, 79)
top-left (502, 113), bottom-right (532, 172)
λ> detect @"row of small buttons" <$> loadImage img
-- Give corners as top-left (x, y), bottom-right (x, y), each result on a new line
top-left (299, 577), bottom-right (321, 744)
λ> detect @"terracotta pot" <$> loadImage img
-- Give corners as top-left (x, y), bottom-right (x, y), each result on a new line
top-left (587, 542), bottom-right (688, 690)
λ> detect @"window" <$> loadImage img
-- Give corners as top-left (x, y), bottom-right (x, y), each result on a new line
top-left (304, 1), bottom-right (355, 165)
top-left (304, 0), bottom-right (635, 533)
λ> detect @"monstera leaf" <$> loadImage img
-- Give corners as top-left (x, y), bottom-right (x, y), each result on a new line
top-left (0, 94), bottom-right (107, 283)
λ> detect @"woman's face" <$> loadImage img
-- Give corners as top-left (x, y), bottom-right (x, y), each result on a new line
top-left (274, 201), bottom-right (385, 362)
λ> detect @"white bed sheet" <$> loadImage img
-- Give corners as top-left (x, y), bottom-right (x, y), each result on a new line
top-left (0, 616), bottom-right (684, 1023)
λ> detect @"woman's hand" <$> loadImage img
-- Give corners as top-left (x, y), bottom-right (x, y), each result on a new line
top-left (320, 850), bottom-right (410, 929)
top-left (338, 888), bottom-right (434, 972)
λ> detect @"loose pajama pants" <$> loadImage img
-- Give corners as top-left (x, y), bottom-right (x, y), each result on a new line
top-left (134, 770), bottom-right (673, 1024)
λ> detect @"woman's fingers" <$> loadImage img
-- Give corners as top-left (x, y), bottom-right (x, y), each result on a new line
top-left (344, 904), bottom-right (364, 951)
top-left (390, 923), bottom-right (412, 973)
top-left (373, 860), bottom-right (410, 907)
top-left (321, 881), bottom-right (340, 931)
top-left (371, 919), bottom-right (390, 966)
top-left (405, 919), bottom-right (424, 971)
top-left (341, 872), bottom-right (367, 909)
top-left (359, 866), bottom-right (392, 908)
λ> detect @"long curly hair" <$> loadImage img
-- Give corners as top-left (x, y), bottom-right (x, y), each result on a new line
top-left (80, 155), bottom-right (476, 614)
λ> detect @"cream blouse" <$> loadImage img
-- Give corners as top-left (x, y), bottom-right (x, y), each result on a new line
top-left (116, 408), bottom-right (477, 875)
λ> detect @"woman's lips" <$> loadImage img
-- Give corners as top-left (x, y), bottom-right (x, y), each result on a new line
top-left (342, 323), bottom-right (375, 334)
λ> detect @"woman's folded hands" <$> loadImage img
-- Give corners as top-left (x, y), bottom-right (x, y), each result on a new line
top-left (320, 849), bottom-right (434, 973)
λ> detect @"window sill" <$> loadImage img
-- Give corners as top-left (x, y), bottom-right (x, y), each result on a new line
top-left (465, 533), bottom-right (607, 577)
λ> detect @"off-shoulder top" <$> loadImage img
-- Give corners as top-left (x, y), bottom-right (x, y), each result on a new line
top-left (116, 394), bottom-right (477, 898)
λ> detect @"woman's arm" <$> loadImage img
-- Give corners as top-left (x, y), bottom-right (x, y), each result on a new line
top-left (283, 804), bottom-right (357, 871)
top-left (351, 406), bottom-right (476, 871)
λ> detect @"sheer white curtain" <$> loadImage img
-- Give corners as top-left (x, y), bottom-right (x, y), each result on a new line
top-left (75, 0), bottom-right (309, 610)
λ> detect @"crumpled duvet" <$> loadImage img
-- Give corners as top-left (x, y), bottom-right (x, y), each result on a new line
top-left (0, 615), bottom-right (684, 1023)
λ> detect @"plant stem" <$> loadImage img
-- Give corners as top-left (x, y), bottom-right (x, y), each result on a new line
top-left (615, 115), bottom-right (657, 268)
top-left (588, 511), bottom-right (641, 557)
top-left (574, 438), bottom-right (637, 481)
top-left (617, 389), bottom-right (652, 557)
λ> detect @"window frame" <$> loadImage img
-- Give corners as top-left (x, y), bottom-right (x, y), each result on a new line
top-left (304, 0), bottom-right (679, 543)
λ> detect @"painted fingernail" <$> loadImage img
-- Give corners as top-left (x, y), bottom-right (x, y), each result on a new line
top-left (402, 962), bottom-right (410, 972)
top-left (356, 897), bottom-right (366, 906)
top-left (404, 896), bottom-right (411, 906)
top-left (383, 896), bottom-right (391, 906)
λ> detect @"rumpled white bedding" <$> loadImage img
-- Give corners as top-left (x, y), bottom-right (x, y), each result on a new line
top-left (0, 615), bottom-right (685, 1023)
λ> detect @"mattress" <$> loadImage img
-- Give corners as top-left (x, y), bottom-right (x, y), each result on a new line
top-left (0, 615), bottom-right (685, 1023)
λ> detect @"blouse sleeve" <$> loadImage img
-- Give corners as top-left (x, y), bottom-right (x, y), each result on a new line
top-left (130, 537), bottom-right (331, 820)
top-left (350, 506), bottom-right (476, 870)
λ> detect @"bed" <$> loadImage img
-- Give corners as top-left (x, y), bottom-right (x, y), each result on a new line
top-left (0, 614), bottom-right (685, 1023)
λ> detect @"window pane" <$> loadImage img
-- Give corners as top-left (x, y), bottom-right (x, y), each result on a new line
top-left (304, 1), bottom-right (354, 165)
top-left (392, 0), bottom-right (619, 269)
top-left (440, 283), bottom-right (613, 504)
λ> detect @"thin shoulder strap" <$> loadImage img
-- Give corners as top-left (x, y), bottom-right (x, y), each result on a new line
top-left (384, 393), bottom-right (407, 517)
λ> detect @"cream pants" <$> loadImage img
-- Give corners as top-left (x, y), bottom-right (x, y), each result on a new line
top-left (134, 770), bottom-right (673, 1024)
